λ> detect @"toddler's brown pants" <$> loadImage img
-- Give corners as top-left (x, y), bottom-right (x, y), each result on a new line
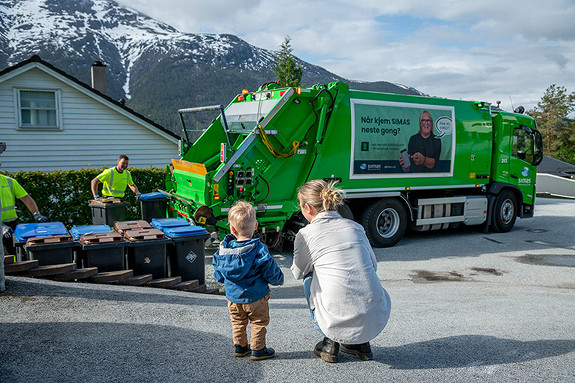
top-left (228, 292), bottom-right (271, 351)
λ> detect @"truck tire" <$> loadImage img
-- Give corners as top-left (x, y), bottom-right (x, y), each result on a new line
top-left (337, 203), bottom-right (354, 220)
top-left (361, 198), bottom-right (407, 247)
top-left (492, 190), bottom-right (517, 233)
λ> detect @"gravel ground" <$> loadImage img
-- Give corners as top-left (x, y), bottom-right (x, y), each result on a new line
top-left (1, 198), bottom-right (574, 382)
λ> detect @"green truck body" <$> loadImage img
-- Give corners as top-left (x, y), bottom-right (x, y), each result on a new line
top-left (165, 81), bottom-right (543, 247)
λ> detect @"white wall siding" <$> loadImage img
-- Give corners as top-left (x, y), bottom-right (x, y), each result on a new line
top-left (0, 65), bottom-right (178, 172)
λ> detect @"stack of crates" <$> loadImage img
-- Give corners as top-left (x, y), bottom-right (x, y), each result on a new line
top-left (115, 220), bottom-right (170, 279)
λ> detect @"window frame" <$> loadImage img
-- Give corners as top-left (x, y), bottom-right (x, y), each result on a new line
top-left (14, 88), bottom-right (63, 131)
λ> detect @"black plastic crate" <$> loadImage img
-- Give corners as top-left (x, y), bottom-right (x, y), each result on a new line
top-left (126, 239), bottom-right (171, 279)
top-left (90, 202), bottom-right (129, 226)
top-left (167, 233), bottom-right (210, 284)
top-left (78, 241), bottom-right (126, 272)
top-left (25, 241), bottom-right (77, 266)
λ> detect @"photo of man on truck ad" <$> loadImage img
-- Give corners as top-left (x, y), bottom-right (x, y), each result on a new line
top-left (351, 99), bottom-right (454, 178)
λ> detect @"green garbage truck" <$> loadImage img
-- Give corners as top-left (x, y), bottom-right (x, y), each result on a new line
top-left (164, 81), bottom-right (543, 247)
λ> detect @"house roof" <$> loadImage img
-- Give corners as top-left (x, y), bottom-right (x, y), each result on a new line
top-left (538, 155), bottom-right (575, 177)
top-left (0, 55), bottom-right (179, 140)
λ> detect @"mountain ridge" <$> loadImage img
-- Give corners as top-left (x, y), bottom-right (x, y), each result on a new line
top-left (0, 0), bottom-right (424, 134)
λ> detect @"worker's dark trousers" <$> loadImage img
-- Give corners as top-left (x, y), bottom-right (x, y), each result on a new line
top-left (2, 220), bottom-right (18, 255)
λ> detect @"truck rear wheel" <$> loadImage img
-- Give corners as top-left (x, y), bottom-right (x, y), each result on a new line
top-left (337, 202), bottom-right (354, 220)
top-left (361, 198), bottom-right (407, 247)
top-left (492, 190), bottom-right (517, 233)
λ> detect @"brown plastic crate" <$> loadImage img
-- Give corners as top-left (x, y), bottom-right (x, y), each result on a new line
top-left (80, 231), bottom-right (124, 244)
top-left (25, 235), bottom-right (73, 246)
top-left (114, 220), bottom-right (152, 234)
top-left (123, 228), bottom-right (165, 241)
top-left (90, 197), bottom-right (124, 205)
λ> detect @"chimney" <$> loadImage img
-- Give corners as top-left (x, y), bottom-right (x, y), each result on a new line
top-left (91, 61), bottom-right (107, 94)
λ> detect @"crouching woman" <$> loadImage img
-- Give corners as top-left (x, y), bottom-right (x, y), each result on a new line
top-left (291, 179), bottom-right (391, 363)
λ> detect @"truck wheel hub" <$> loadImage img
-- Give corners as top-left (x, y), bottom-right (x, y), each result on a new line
top-left (377, 208), bottom-right (400, 238)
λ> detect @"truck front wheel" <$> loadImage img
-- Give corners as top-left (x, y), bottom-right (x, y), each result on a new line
top-left (492, 190), bottom-right (518, 233)
top-left (361, 198), bottom-right (407, 247)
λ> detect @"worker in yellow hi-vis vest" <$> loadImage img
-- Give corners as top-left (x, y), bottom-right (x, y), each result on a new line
top-left (1, 174), bottom-right (49, 255)
top-left (91, 154), bottom-right (140, 200)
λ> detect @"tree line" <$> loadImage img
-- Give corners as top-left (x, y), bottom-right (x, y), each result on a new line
top-left (527, 84), bottom-right (575, 165)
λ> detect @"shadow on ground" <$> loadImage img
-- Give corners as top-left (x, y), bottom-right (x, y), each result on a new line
top-left (374, 335), bottom-right (575, 369)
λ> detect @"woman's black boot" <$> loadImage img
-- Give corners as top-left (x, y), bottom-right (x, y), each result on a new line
top-left (314, 337), bottom-right (339, 363)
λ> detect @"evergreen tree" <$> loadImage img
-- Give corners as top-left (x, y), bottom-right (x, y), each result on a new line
top-left (528, 84), bottom-right (575, 163)
top-left (273, 36), bottom-right (303, 87)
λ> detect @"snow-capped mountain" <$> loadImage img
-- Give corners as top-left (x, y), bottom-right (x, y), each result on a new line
top-left (0, 0), bottom-right (422, 133)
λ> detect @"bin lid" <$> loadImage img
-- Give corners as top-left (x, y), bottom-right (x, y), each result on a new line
top-left (70, 224), bottom-right (114, 240)
top-left (162, 225), bottom-right (208, 238)
top-left (139, 192), bottom-right (167, 201)
top-left (151, 217), bottom-right (191, 230)
top-left (14, 222), bottom-right (68, 242)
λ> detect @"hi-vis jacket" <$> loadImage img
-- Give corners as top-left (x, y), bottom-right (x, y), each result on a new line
top-left (0, 175), bottom-right (28, 222)
top-left (97, 167), bottom-right (133, 198)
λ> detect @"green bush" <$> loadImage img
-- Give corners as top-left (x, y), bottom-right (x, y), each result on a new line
top-left (1, 168), bottom-right (166, 227)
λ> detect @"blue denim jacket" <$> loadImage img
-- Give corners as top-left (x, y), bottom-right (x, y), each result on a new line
top-left (213, 234), bottom-right (284, 304)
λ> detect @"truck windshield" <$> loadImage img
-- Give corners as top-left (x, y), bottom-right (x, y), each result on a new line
top-left (224, 97), bottom-right (280, 133)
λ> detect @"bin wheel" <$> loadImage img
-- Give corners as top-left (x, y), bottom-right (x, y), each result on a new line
top-left (360, 198), bottom-right (407, 247)
top-left (492, 190), bottom-right (517, 233)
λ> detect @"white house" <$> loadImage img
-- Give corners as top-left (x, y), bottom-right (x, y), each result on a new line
top-left (0, 55), bottom-right (179, 172)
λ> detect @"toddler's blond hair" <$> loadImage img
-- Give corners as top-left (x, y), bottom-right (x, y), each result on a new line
top-left (228, 200), bottom-right (257, 238)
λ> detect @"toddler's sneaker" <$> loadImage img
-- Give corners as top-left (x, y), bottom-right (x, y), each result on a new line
top-left (250, 347), bottom-right (275, 360)
top-left (234, 344), bottom-right (251, 357)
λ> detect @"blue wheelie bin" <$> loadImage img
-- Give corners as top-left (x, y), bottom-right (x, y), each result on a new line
top-left (14, 222), bottom-right (75, 265)
top-left (71, 224), bottom-right (126, 271)
top-left (152, 218), bottom-right (210, 284)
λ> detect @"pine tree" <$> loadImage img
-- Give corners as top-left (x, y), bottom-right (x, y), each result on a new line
top-left (273, 36), bottom-right (303, 87)
top-left (528, 84), bottom-right (575, 162)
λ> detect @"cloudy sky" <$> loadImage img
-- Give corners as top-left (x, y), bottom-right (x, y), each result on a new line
top-left (116, 0), bottom-right (575, 112)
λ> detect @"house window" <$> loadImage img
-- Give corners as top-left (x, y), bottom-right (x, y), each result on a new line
top-left (16, 89), bottom-right (62, 130)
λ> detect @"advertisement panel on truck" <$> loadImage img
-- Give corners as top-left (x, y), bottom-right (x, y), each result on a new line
top-left (350, 99), bottom-right (456, 179)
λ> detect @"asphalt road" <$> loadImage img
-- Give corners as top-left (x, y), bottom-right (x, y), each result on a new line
top-left (1, 198), bottom-right (575, 382)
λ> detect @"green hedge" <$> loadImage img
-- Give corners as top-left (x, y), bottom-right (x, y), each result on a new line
top-left (1, 168), bottom-right (166, 227)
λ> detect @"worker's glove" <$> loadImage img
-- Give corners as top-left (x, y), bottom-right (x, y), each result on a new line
top-left (2, 224), bottom-right (13, 239)
top-left (135, 193), bottom-right (141, 201)
top-left (94, 195), bottom-right (102, 201)
top-left (33, 212), bottom-right (49, 223)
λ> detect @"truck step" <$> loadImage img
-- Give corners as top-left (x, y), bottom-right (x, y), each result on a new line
top-left (4, 260), bottom-right (40, 274)
top-left (50, 267), bottom-right (99, 282)
top-left (115, 274), bottom-right (154, 286)
top-left (80, 232), bottom-right (123, 244)
top-left (147, 276), bottom-right (182, 288)
top-left (88, 270), bottom-right (134, 284)
top-left (25, 235), bottom-right (73, 246)
top-left (189, 284), bottom-right (207, 293)
top-left (169, 279), bottom-right (200, 291)
top-left (21, 263), bottom-right (76, 278)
